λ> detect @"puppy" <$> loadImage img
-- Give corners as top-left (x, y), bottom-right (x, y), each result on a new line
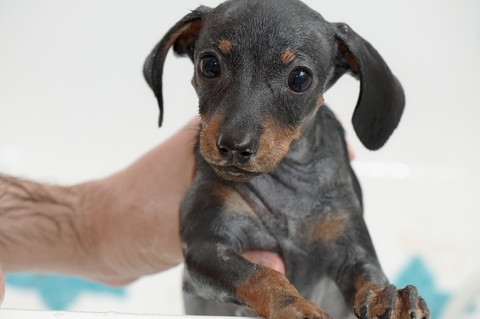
top-left (144, 1), bottom-right (429, 318)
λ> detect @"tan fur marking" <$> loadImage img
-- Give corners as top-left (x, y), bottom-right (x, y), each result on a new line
top-left (237, 267), bottom-right (296, 317)
top-left (354, 279), bottom-right (426, 319)
top-left (355, 276), bottom-right (370, 292)
top-left (355, 282), bottom-right (403, 319)
top-left (198, 107), bottom-right (325, 180)
top-left (316, 94), bottom-right (324, 107)
top-left (245, 117), bottom-right (301, 173)
top-left (237, 266), bottom-right (327, 318)
top-left (214, 185), bottom-right (255, 215)
top-left (312, 214), bottom-right (348, 243)
top-left (338, 42), bottom-right (360, 74)
top-left (279, 48), bottom-right (298, 65)
top-left (354, 281), bottom-right (383, 316)
top-left (218, 39), bottom-right (233, 55)
top-left (345, 51), bottom-right (360, 74)
top-left (199, 111), bottom-right (224, 164)
top-left (199, 114), bottom-right (302, 176)
top-left (164, 20), bottom-right (202, 54)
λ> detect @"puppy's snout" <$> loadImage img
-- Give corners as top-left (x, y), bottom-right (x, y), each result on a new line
top-left (217, 132), bottom-right (258, 165)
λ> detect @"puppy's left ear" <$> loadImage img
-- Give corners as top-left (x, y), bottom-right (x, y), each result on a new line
top-left (333, 23), bottom-right (405, 150)
top-left (144, 6), bottom-right (211, 126)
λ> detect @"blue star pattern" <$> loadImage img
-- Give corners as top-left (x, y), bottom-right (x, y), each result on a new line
top-left (5, 274), bottom-right (126, 310)
top-left (394, 256), bottom-right (450, 319)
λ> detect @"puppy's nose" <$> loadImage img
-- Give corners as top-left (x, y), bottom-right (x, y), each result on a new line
top-left (217, 132), bottom-right (258, 164)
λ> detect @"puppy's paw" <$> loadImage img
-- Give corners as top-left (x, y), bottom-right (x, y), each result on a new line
top-left (354, 284), bottom-right (430, 319)
top-left (271, 297), bottom-right (332, 319)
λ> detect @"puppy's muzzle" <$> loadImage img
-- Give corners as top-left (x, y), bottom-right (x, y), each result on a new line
top-left (216, 132), bottom-right (258, 165)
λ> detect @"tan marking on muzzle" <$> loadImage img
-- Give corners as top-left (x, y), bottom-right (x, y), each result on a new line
top-left (199, 111), bottom-right (224, 165)
top-left (199, 115), bottom-right (302, 177)
top-left (241, 117), bottom-right (301, 173)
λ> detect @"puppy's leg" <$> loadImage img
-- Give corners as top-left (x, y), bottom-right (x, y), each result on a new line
top-left (353, 282), bottom-right (429, 319)
top-left (183, 241), bottom-right (332, 319)
top-left (329, 218), bottom-right (430, 319)
top-left (183, 290), bottom-right (255, 316)
top-left (308, 277), bottom-right (357, 319)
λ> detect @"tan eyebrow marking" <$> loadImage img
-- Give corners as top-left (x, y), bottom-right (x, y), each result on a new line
top-left (218, 39), bottom-right (233, 55)
top-left (279, 48), bottom-right (298, 65)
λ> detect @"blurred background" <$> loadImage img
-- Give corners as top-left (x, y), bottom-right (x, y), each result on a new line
top-left (0, 0), bottom-right (479, 318)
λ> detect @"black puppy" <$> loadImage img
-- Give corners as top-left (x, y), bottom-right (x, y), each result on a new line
top-left (144, 0), bottom-right (429, 318)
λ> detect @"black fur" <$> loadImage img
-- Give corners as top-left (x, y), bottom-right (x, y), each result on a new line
top-left (144, 1), bottom-right (429, 318)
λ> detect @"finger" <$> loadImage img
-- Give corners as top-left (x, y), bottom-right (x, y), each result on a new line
top-left (242, 250), bottom-right (286, 275)
top-left (346, 135), bottom-right (356, 162)
top-left (333, 113), bottom-right (356, 162)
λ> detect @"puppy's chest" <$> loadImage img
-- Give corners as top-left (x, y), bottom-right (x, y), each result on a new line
top-left (228, 172), bottom-right (359, 252)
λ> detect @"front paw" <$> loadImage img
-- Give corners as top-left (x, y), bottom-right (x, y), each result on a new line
top-left (354, 284), bottom-right (430, 319)
top-left (271, 297), bottom-right (332, 319)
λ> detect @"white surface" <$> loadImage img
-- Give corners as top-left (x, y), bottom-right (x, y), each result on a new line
top-left (0, 309), bottom-right (245, 319)
top-left (1, 0), bottom-right (480, 316)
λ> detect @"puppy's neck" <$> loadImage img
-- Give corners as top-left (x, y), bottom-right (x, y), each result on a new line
top-left (282, 107), bottom-right (334, 166)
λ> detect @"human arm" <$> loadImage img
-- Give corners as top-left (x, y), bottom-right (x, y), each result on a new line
top-left (0, 117), bottom-right (285, 296)
top-left (0, 118), bottom-right (198, 285)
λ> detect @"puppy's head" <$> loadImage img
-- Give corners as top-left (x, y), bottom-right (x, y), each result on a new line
top-left (144, 0), bottom-right (404, 182)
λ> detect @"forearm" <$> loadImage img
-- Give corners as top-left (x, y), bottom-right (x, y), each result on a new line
top-left (0, 117), bottom-right (199, 283)
top-left (0, 174), bottom-right (95, 275)
top-left (0, 117), bottom-right (286, 288)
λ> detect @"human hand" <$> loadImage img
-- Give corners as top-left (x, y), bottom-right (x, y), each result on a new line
top-left (2, 113), bottom-right (358, 287)
top-left (0, 110), bottom-right (352, 290)
top-left (1, 111), bottom-right (361, 286)
top-left (243, 250), bottom-right (285, 274)
top-left (0, 117), bottom-right (285, 287)
top-left (0, 118), bottom-right (199, 285)
top-left (74, 118), bottom-right (285, 285)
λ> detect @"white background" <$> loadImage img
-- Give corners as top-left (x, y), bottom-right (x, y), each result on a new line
top-left (1, 0), bottom-right (479, 316)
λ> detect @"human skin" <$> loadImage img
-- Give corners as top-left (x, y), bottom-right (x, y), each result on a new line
top-left (0, 117), bottom-right (284, 306)
top-left (0, 114), bottom-right (353, 304)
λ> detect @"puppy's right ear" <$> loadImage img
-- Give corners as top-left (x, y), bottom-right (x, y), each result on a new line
top-left (144, 6), bottom-right (211, 126)
top-left (331, 23), bottom-right (405, 150)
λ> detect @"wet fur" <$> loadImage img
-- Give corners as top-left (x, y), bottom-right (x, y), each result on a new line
top-left (144, 0), bottom-right (429, 318)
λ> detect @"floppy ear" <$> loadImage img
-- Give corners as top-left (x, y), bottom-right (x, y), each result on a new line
top-left (144, 6), bottom-right (211, 126)
top-left (332, 23), bottom-right (405, 150)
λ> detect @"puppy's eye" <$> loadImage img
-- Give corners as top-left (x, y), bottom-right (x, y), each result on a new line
top-left (200, 56), bottom-right (221, 78)
top-left (287, 68), bottom-right (312, 92)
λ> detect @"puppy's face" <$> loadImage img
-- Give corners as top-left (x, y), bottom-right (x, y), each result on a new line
top-left (145, 0), bottom-right (404, 182)
top-left (192, 1), bottom-right (333, 182)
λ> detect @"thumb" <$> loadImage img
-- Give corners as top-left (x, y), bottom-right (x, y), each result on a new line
top-left (242, 250), bottom-right (285, 275)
